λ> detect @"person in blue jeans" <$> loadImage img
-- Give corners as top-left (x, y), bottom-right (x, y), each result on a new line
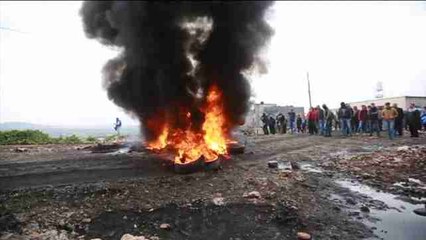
top-left (338, 102), bottom-right (352, 136)
top-left (322, 104), bottom-right (334, 137)
top-left (288, 109), bottom-right (296, 134)
top-left (368, 104), bottom-right (380, 137)
top-left (381, 102), bottom-right (398, 140)
top-left (317, 105), bottom-right (325, 136)
top-left (357, 105), bottom-right (367, 134)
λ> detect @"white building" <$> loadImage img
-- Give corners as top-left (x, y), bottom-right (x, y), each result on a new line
top-left (347, 96), bottom-right (426, 110)
top-left (242, 102), bottom-right (305, 134)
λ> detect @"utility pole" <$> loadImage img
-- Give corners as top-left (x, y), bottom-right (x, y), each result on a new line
top-left (307, 72), bottom-right (312, 108)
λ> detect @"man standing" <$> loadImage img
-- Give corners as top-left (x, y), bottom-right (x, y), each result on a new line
top-left (269, 116), bottom-right (276, 135)
top-left (378, 106), bottom-right (384, 132)
top-left (406, 103), bottom-right (421, 137)
top-left (368, 103), bottom-right (380, 137)
top-left (381, 102), bottom-right (398, 140)
top-left (338, 102), bottom-right (352, 136)
top-left (276, 113), bottom-right (286, 134)
top-left (322, 104), bottom-right (334, 137)
top-left (288, 109), bottom-right (296, 134)
top-left (261, 113), bottom-right (269, 135)
top-left (352, 106), bottom-right (359, 134)
top-left (317, 105), bottom-right (325, 136)
top-left (296, 114), bottom-right (302, 133)
top-left (393, 103), bottom-right (404, 136)
top-left (307, 108), bottom-right (315, 135)
top-left (358, 105), bottom-right (368, 134)
top-left (114, 117), bottom-right (122, 135)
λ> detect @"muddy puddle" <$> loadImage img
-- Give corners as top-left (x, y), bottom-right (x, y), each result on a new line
top-left (335, 180), bottom-right (426, 240)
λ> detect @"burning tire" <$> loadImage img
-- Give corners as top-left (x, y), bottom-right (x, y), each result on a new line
top-left (204, 157), bottom-right (223, 171)
top-left (173, 156), bottom-right (205, 174)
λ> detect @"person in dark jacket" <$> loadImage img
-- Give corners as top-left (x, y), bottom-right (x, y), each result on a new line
top-left (276, 113), bottom-right (286, 134)
top-left (317, 105), bottom-right (325, 136)
top-left (288, 109), bottom-right (296, 134)
top-left (393, 103), bottom-right (404, 136)
top-left (322, 104), bottom-right (334, 137)
top-left (406, 103), bottom-right (421, 137)
top-left (338, 102), bottom-right (352, 136)
top-left (114, 117), bottom-right (122, 135)
top-left (352, 106), bottom-right (359, 133)
top-left (296, 114), bottom-right (302, 133)
top-left (368, 103), bottom-right (380, 137)
top-left (261, 113), bottom-right (269, 135)
top-left (269, 116), bottom-right (276, 135)
top-left (378, 106), bottom-right (384, 132)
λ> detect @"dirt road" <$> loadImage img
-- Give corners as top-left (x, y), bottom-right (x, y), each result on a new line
top-left (1, 133), bottom-right (425, 239)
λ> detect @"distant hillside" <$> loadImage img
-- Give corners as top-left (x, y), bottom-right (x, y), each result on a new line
top-left (0, 122), bottom-right (140, 138)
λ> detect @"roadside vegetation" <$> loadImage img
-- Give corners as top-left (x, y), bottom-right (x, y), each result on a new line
top-left (0, 130), bottom-right (108, 145)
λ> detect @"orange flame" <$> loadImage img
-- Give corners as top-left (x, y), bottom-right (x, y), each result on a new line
top-left (146, 124), bottom-right (169, 150)
top-left (146, 85), bottom-right (230, 165)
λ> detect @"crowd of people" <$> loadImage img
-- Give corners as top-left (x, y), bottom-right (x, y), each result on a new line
top-left (260, 102), bottom-right (426, 140)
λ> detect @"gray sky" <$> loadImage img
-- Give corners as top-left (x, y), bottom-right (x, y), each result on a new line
top-left (1, 1), bottom-right (426, 127)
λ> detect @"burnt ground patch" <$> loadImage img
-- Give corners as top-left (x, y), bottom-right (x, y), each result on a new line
top-left (86, 202), bottom-right (302, 240)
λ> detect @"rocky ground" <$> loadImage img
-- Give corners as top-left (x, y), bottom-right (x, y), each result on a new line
top-left (0, 132), bottom-right (425, 240)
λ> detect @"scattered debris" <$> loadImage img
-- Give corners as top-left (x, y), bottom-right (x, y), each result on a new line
top-left (159, 223), bottom-right (171, 230)
top-left (212, 197), bottom-right (225, 206)
top-left (297, 231), bottom-right (312, 240)
top-left (360, 206), bottom-right (370, 213)
top-left (267, 160), bottom-right (278, 168)
top-left (121, 233), bottom-right (147, 240)
top-left (14, 147), bottom-right (28, 153)
top-left (243, 191), bottom-right (261, 199)
top-left (82, 218), bottom-right (91, 223)
top-left (397, 146), bottom-right (410, 151)
top-left (325, 145), bottom-right (426, 199)
top-left (413, 207), bottom-right (426, 217)
top-left (291, 161), bottom-right (300, 170)
top-left (212, 194), bottom-right (225, 206)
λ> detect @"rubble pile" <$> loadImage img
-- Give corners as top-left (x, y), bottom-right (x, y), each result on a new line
top-left (324, 145), bottom-right (426, 198)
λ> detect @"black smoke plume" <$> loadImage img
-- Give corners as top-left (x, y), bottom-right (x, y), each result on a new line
top-left (80, 1), bottom-right (273, 141)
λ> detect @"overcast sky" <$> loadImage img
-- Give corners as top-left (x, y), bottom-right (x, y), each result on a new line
top-left (1, 1), bottom-right (426, 127)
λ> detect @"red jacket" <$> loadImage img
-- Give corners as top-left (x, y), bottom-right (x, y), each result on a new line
top-left (307, 110), bottom-right (318, 121)
top-left (358, 109), bottom-right (367, 121)
top-left (312, 109), bottom-right (319, 121)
